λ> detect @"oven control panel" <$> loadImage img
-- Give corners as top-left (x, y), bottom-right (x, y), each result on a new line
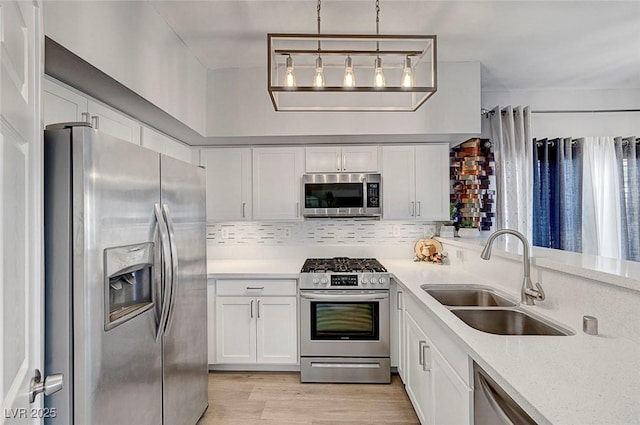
top-left (300, 273), bottom-right (390, 290)
top-left (331, 275), bottom-right (358, 286)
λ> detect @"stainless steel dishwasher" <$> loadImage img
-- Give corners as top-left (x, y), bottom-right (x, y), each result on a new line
top-left (474, 363), bottom-right (537, 425)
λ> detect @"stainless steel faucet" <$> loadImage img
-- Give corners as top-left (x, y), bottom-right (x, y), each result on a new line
top-left (480, 229), bottom-right (545, 305)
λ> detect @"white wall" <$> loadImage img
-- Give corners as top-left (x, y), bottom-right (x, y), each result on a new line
top-left (482, 88), bottom-right (640, 138)
top-left (207, 62), bottom-right (481, 140)
top-left (43, 1), bottom-right (207, 136)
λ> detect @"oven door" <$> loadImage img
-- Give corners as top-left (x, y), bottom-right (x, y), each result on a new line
top-left (300, 290), bottom-right (390, 357)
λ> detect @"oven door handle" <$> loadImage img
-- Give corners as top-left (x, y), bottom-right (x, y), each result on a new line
top-left (300, 293), bottom-right (388, 301)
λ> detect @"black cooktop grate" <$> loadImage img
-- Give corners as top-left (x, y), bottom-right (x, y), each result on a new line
top-left (301, 257), bottom-right (388, 273)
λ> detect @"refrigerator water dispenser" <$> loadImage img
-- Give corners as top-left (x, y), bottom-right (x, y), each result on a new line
top-left (104, 242), bottom-right (155, 330)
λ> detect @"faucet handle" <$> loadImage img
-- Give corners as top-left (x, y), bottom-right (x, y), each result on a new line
top-left (525, 282), bottom-right (545, 302)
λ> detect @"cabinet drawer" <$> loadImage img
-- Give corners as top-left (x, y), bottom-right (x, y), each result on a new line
top-left (216, 280), bottom-right (297, 296)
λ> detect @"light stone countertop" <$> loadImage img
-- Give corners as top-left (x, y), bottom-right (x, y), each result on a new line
top-left (206, 257), bottom-right (640, 425)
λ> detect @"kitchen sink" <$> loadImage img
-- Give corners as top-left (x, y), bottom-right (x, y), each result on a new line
top-left (421, 284), bottom-right (518, 307)
top-left (450, 308), bottom-right (574, 336)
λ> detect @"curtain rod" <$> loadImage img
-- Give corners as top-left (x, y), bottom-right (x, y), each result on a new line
top-left (481, 108), bottom-right (640, 116)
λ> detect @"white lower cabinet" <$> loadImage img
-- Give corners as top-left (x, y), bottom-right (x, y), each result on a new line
top-left (403, 294), bottom-right (472, 425)
top-left (214, 280), bottom-right (298, 366)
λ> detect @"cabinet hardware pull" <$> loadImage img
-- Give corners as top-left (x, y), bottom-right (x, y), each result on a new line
top-left (246, 286), bottom-right (264, 290)
top-left (337, 154), bottom-right (340, 171)
top-left (417, 201), bottom-right (421, 217)
top-left (296, 202), bottom-right (300, 217)
top-left (257, 300), bottom-right (261, 318)
top-left (250, 299), bottom-right (254, 318)
top-left (422, 344), bottom-right (431, 372)
top-left (410, 201), bottom-right (415, 216)
top-left (242, 202), bottom-right (246, 218)
top-left (81, 112), bottom-right (90, 123)
top-left (343, 155), bottom-right (346, 171)
top-left (90, 115), bottom-right (100, 129)
top-left (418, 340), bottom-right (426, 365)
top-left (397, 291), bottom-right (403, 310)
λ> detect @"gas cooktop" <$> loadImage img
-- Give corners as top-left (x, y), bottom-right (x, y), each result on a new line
top-left (301, 257), bottom-right (388, 273)
top-left (300, 257), bottom-right (390, 290)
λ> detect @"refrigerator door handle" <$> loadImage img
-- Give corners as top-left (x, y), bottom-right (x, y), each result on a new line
top-left (162, 204), bottom-right (179, 335)
top-left (154, 203), bottom-right (172, 342)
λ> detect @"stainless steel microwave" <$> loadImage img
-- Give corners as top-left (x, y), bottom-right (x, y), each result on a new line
top-left (302, 173), bottom-right (381, 218)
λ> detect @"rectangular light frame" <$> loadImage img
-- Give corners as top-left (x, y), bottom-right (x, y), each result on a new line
top-left (268, 33), bottom-right (437, 112)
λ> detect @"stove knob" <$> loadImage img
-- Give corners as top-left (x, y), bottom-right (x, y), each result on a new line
top-left (320, 277), bottom-right (328, 284)
top-left (361, 277), bottom-right (369, 284)
top-left (312, 278), bottom-right (319, 284)
top-left (378, 277), bottom-right (386, 284)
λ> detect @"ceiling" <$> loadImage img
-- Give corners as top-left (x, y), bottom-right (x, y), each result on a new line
top-left (150, 0), bottom-right (640, 91)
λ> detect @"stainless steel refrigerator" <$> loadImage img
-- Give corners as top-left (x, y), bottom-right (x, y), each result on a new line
top-left (43, 122), bottom-right (208, 425)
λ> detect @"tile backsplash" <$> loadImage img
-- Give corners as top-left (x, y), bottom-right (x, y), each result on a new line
top-left (207, 220), bottom-right (436, 247)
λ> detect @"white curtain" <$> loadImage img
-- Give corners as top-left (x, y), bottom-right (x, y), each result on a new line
top-left (581, 136), bottom-right (623, 258)
top-left (489, 105), bottom-right (533, 240)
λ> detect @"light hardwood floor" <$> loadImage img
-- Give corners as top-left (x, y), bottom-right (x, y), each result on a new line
top-left (197, 372), bottom-right (420, 425)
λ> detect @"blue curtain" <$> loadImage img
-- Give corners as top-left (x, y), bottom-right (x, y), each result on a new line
top-left (533, 138), bottom-right (583, 252)
top-left (615, 137), bottom-right (640, 261)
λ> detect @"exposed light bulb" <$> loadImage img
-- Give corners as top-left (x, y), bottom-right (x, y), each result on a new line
top-left (343, 56), bottom-right (356, 87)
top-left (284, 55), bottom-right (296, 87)
top-left (373, 57), bottom-right (385, 88)
top-left (313, 56), bottom-right (325, 87)
top-left (401, 56), bottom-right (414, 88)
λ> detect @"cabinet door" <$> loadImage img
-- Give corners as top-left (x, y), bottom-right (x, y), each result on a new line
top-left (88, 99), bottom-right (141, 145)
top-left (164, 137), bottom-right (196, 164)
top-left (43, 78), bottom-right (88, 126)
top-left (415, 144), bottom-right (450, 221)
top-left (253, 147), bottom-right (304, 220)
top-left (305, 146), bottom-right (342, 173)
top-left (202, 148), bottom-right (252, 221)
top-left (215, 297), bottom-right (257, 363)
top-left (431, 345), bottom-right (472, 425)
top-left (141, 125), bottom-right (195, 164)
top-left (405, 312), bottom-right (433, 425)
top-left (256, 297), bottom-right (297, 364)
top-left (382, 146), bottom-right (416, 219)
top-left (342, 146), bottom-right (379, 172)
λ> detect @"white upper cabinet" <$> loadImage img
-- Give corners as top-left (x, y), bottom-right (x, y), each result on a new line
top-left (87, 99), bottom-right (141, 145)
top-left (252, 147), bottom-right (304, 220)
top-left (43, 79), bottom-right (141, 145)
top-left (415, 145), bottom-right (450, 221)
top-left (305, 146), bottom-right (378, 173)
top-left (43, 78), bottom-right (88, 125)
top-left (382, 144), bottom-right (450, 221)
top-left (141, 126), bottom-right (196, 164)
top-left (201, 148), bottom-right (252, 222)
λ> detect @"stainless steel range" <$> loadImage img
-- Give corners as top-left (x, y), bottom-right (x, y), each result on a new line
top-left (299, 258), bottom-right (391, 383)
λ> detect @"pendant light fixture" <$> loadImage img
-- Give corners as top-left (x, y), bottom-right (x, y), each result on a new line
top-left (284, 55), bottom-right (296, 87)
top-left (267, 0), bottom-right (437, 111)
top-left (312, 0), bottom-right (325, 87)
top-left (343, 56), bottom-right (356, 88)
top-left (313, 56), bottom-right (325, 87)
top-left (372, 0), bottom-right (385, 88)
top-left (401, 56), bottom-right (414, 88)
